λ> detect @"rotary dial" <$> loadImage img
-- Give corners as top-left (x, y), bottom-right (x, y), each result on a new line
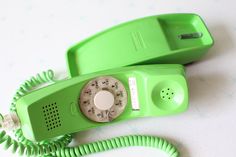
top-left (79, 76), bottom-right (128, 122)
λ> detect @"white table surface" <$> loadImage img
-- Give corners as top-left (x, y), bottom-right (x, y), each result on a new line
top-left (0, 0), bottom-right (235, 157)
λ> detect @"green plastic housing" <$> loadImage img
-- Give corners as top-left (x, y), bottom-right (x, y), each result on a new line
top-left (66, 13), bottom-right (214, 77)
top-left (16, 64), bottom-right (188, 142)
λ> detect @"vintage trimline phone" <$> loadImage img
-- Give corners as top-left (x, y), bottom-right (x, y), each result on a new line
top-left (0, 13), bottom-right (213, 157)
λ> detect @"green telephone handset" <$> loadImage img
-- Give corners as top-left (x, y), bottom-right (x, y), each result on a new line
top-left (0, 64), bottom-right (188, 156)
top-left (16, 64), bottom-right (188, 142)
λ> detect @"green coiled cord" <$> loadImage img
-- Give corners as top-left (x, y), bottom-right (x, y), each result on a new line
top-left (0, 70), bottom-right (72, 156)
top-left (53, 135), bottom-right (179, 157)
top-left (0, 70), bottom-right (179, 157)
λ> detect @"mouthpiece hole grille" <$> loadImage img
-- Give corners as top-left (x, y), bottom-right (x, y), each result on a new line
top-left (42, 102), bottom-right (62, 131)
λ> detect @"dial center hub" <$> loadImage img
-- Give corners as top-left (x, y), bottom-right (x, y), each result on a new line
top-left (94, 90), bottom-right (114, 110)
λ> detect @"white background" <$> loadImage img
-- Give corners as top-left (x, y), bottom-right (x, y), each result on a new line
top-left (0, 0), bottom-right (235, 157)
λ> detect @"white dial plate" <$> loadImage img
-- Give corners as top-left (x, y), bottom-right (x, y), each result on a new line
top-left (79, 76), bottom-right (128, 122)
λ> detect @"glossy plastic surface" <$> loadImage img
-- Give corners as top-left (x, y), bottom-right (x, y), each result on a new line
top-left (66, 13), bottom-right (214, 77)
top-left (16, 64), bottom-right (188, 141)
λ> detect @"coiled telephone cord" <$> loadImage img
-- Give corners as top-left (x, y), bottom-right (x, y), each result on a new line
top-left (0, 70), bottom-right (179, 157)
